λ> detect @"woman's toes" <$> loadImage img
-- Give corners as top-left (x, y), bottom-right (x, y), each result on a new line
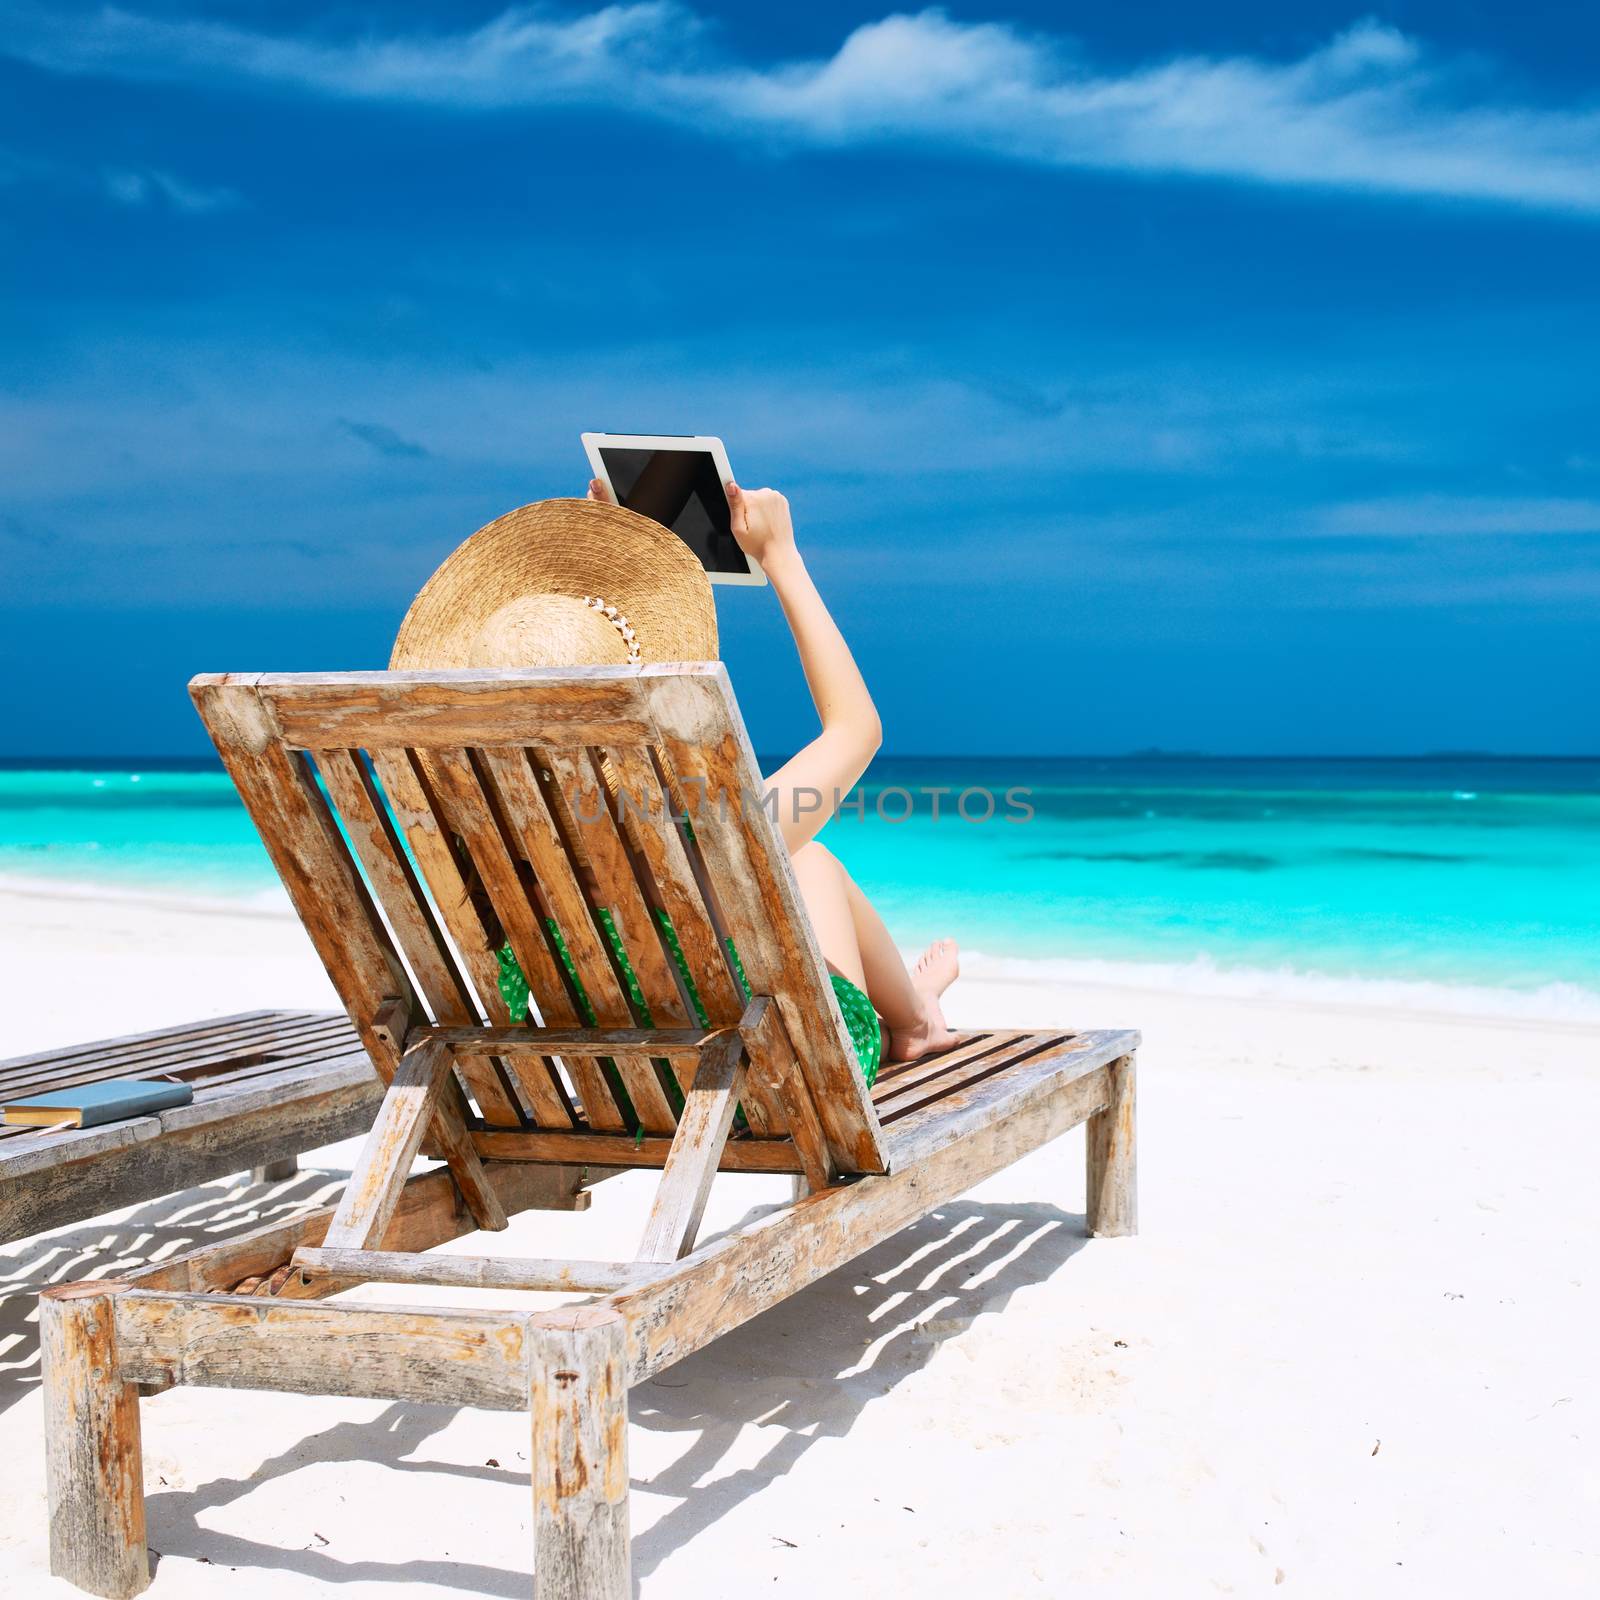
top-left (913, 938), bottom-right (960, 997)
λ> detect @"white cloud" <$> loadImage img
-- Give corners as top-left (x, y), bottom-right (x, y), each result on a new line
top-left (1318, 495), bottom-right (1600, 536)
top-left (6, 6), bottom-right (1600, 214)
top-left (2, 144), bottom-right (238, 211)
top-left (104, 167), bottom-right (240, 212)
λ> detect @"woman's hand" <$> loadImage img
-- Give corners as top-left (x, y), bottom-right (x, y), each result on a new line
top-left (586, 477), bottom-right (613, 504)
top-left (726, 482), bottom-right (796, 570)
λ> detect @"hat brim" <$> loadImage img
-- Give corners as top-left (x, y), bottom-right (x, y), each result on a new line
top-left (391, 498), bottom-right (718, 670)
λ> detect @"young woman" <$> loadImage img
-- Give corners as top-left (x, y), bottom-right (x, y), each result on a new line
top-left (590, 477), bottom-right (960, 1065)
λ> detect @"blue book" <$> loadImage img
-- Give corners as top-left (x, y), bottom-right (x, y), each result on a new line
top-left (3, 1078), bottom-right (195, 1129)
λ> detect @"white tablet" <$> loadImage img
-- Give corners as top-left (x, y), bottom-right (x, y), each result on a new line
top-left (581, 433), bottom-right (767, 586)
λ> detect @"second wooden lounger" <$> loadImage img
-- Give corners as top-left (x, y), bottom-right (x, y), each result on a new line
top-left (1, 1011), bottom-right (378, 1245)
top-left (40, 663), bottom-right (1138, 1600)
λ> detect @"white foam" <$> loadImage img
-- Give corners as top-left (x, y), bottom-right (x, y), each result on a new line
top-left (0, 871), bottom-right (295, 920)
top-left (956, 948), bottom-right (1600, 1025)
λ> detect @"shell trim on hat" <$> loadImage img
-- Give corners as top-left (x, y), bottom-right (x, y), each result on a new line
top-left (389, 497), bottom-right (718, 671)
top-left (582, 597), bottom-right (641, 666)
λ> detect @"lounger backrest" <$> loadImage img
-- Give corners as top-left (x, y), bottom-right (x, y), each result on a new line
top-left (191, 664), bottom-right (888, 1177)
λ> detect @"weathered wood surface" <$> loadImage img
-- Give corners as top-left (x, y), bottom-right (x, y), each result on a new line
top-left (603, 742), bottom-right (781, 1136)
top-left (294, 1247), bottom-right (666, 1295)
top-left (605, 743), bottom-right (747, 1026)
top-left (644, 670), bottom-right (888, 1174)
top-left (0, 1009), bottom-right (355, 1105)
top-left (479, 746), bottom-right (634, 1030)
top-left (742, 997), bottom-right (833, 1191)
top-left (115, 1291), bottom-right (531, 1409)
top-left (609, 1029), bottom-right (1137, 1382)
top-left (1, 1057), bottom-right (380, 1245)
top-left (368, 747), bottom-right (567, 1128)
top-left (880, 1029), bottom-right (1135, 1167)
top-left (127, 1161), bottom-right (596, 1296)
top-left (437, 1025), bottom-right (715, 1058)
top-left (874, 1032), bottom-right (1077, 1125)
top-left (190, 677), bottom-right (414, 1075)
top-left (252, 669), bottom-right (657, 751)
top-left (40, 1283), bottom-right (150, 1599)
top-left (321, 1037), bottom-right (453, 1250)
top-left (428, 747), bottom-right (634, 1134)
top-left (637, 1019), bottom-right (749, 1262)
top-left (540, 746), bottom-right (694, 1031)
top-left (313, 748), bottom-right (526, 1127)
top-left (529, 1309), bottom-right (630, 1600)
top-left (473, 1128), bottom-right (803, 1172)
top-left (1, 1008), bottom-right (291, 1075)
top-left (1086, 1052), bottom-right (1138, 1237)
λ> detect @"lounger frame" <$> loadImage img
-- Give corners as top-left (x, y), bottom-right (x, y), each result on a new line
top-left (1, 1011), bottom-right (380, 1244)
top-left (39, 665), bottom-right (1138, 1599)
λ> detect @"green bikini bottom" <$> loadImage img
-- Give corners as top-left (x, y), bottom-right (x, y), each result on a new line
top-left (495, 909), bottom-right (881, 1128)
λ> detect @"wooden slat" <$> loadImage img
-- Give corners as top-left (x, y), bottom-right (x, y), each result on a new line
top-left (190, 679), bottom-right (417, 1042)
top-left (0, 1008), bottom-right (321, 1079)
top-left (125, 1161), bottom-right (596, 1296)
top-left (607, 1029), bottom-right (1138, 1383)
top-left (0, 1008), bottom-right (291, 1071)
top-left (424, 749), bottom-right (629, 1134)
top-left (743, 997), bottom-right (832, 1191)
top-left (478, 747), bottom-right (633, 1023)
top-left (642, 670), bottom-right (887, 1174)
top-left (595, 743), bottom-right (780, 1137)
top-left (255, 669), bottom-right (654, 752)
top-left (868, 1030), bottom-right (1003, 1092)
top-left (321, 1038), bottom-right (454, 1250)
top-left (314, 748), bottom-right (526, 1127)
top-left (435, 1025), bottom-right (713, 1057)
top-left (190, 679), bottom-right (508, 1207)
top-left (877, 1035), bottom-right (1078, 1125)
top-left (473, 1128), bottom-right (803, 1173)
top-left (0, 1064), bottom-right (380, 1244)
top-left (637, 1022), bottom-right (748, 1262)
top-left (0, 1014), bottom-right (357, 1102)
top-left (881, 1029), bottom-right (1135, 1167)
top-left (480, 748), bottom-right (680, 1135)
top-left (113, 1291), bottom-right (532, 1411)
top-left (540, 748), bottom-right (692, 1029)
top-left (603, 744), bottom-right (749, 1030)
top-left (370, 747), bottom-right (571, 1129)
top-left (293, 1247), bottom-right (665, 1294)
top-left (872, 1033), bottom-right (1063, 1117)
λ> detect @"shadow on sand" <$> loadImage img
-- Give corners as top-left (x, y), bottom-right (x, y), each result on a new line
top-left (0, 1167), bottom-right (347, 1419)
top-left (82, 1196), bottom-right (1091, 1595)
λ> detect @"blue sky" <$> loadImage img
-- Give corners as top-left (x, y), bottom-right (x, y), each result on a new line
top-left (2, 2), bottom-right (1597, 756)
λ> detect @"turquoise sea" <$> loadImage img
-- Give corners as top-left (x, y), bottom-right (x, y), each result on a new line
top-left (2, 756), bottom-right (1597, 1019)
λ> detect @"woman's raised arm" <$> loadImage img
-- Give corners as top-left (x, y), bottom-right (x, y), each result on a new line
top-left (725, 483), bottom-right (881, 853)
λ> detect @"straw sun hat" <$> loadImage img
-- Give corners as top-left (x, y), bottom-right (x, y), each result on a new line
top-left (390, 498), bottom-right (718, 670)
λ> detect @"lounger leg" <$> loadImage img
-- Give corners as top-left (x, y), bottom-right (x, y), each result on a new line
top-left (251, 1156), bottom-right (299, 1183)
top-left (40, 1284), bottom-right (150, 1599)
top-left (1086, 1053), bottom-right (1138, 1237)
top-left (529, 1308), bottom-right (630, 1600)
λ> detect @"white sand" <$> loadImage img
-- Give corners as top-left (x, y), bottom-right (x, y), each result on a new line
top-left (1, 884), bottom-right (1596, 1596)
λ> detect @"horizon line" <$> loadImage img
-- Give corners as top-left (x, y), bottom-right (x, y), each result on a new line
top-left (2, 751), bottom-right (1597, 767)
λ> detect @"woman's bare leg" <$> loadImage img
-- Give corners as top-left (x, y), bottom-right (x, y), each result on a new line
top-left (788, 840), bottom-right (866, 990)
top-left (789, 842), bottom-right (959, 1062)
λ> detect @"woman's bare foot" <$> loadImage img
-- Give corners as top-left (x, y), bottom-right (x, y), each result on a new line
top-left (886, 939), bottom-right (961, 1062)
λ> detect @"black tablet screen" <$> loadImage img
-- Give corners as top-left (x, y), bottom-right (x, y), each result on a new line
top-left (599, 447), bottom-right (746, 574)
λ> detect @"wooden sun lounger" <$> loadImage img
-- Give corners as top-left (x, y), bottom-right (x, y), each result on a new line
top-left (40, 664), bottom-right (1138, 1599)
top-left (0, 1010), bottom-right (380, 1244)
